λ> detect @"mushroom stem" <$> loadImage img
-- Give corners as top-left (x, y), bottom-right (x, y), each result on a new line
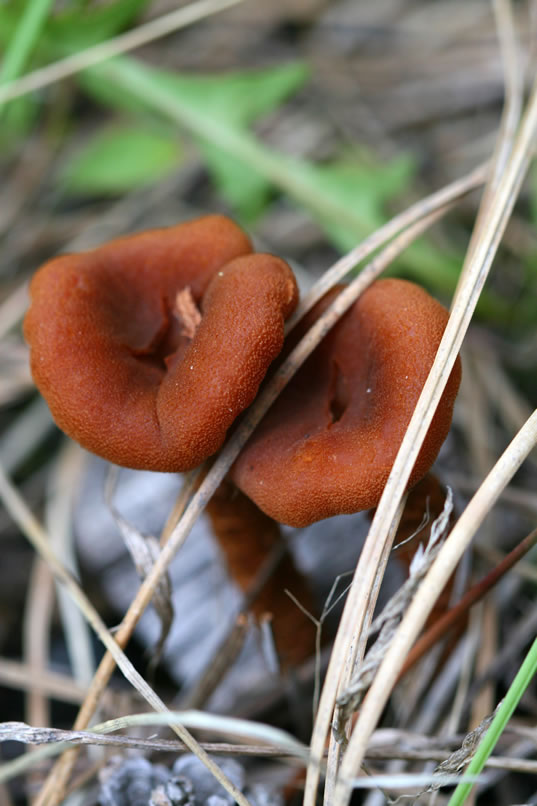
top-left (390, 473), bottom-right (458, 632)
top-left (205, 480), bottom-right (318, 669)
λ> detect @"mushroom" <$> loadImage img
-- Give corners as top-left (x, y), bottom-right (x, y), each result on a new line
top-left (231, 278), bottom-right (462, 528)
top-left (204, 480), bottom-right (318, 669)
top-left (24, 215), bottom-right (298, 471)
top-left (24, 215), bottom-right (316, 671)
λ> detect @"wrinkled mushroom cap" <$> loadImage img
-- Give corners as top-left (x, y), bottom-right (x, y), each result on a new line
top-left (231, 278), bottom-right (461, 527)
top-left (24, 215), bottom-right (298, 471)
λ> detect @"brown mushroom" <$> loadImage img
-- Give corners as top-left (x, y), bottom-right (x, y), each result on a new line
top-left (24, 215), bottom-right (316, 670)
top-left (24, 215), bottom-right (297, 471)
top-left (231, 278), bottom-right (462, 527)
top-left (204, 481), bottom-right (318, 669)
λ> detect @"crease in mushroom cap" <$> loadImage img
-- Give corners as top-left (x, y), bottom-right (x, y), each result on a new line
top-left (24, 215), bottom-right (298, 471)
top-left (231, 278), bottom-right (462, 528)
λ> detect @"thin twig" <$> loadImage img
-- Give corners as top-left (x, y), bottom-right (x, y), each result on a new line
top-left (287, 162), bottom-right (487, 331)
top-left (4, 721), bottom-right (537, 773)
top-left (0, 659), bottom-right (88, 704)
top-left (335, 410), bottom-right (537, 805)
top-left (399, 526), bottom-right (537, 680)
top-left (306, 72), bottom-right (537, 806)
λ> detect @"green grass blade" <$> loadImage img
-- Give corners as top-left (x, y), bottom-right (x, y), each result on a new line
top-left (447, 636), bottom-right (537, 806)
top-left (0, 0), bottom-right (53, 86)
top-left (0, 0), bottom-right (53, 126)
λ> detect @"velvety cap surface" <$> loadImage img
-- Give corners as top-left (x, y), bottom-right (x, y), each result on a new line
top-left (231, 278), bottom-right (461, 527)
top-left (24, 215), bottom-right (298, 471)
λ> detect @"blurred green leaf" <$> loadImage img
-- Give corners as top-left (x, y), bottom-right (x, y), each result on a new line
top-left (295, 155), bottom-right (463, 293)
top-left (0, 0), bottom-right (149, 143)
top-left (0, 0), bottom-right (53, 87)
top-left (46, 0), bottom-right (149, 52)
top-left (81, 61), bottom-right (309, 128)
top-left (291, 154), bottom-right (415, 245)
top-left (155, 64), bottom-right (311, 129)
top-left (85, 58), bottom-right (421, 242)
top-left (59, 125), bottom-right (183, 195)
top-left (200, 143), bottom-right (272, 225)
top-left (89, 57), bottom-right (513, 318)
top-left (0, 0), bottom-right (149, 56)
top-left (81, 61), bottom-right (309, 221)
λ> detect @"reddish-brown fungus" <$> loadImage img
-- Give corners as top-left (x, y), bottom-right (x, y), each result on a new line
top-left (205, 481), bottom-right (318, 669)
top-left (25, 216), bottom-right (315, 670)
top-left (24, 215), bottom-right (298, 471)
top-left (231, 278), bottom-right (462, 527)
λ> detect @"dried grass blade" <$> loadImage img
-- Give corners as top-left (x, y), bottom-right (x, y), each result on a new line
top-left (105, 467), bottom-right (174, 668)
top-left (334, 410), bottom-right (537, 805)
top-left (464, 0), bottom-right (522, 253)
top-left (306, 71), bottom-right (537, 806)
top-left (400, 525), bottom-right (537, 679)
top-left (287, 162), bottom-right (487, 331)
top-left (322, 495), bottom-right (407, 804)
top-left (46, 443), bottom-right (94, 686)
top-left (0, 462), bottom-right (254, 806)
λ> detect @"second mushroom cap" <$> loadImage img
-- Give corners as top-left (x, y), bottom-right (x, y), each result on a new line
top-left (231, 278), bottom-right (462, 527)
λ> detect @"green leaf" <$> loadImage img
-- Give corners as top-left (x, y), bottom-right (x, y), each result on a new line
top-left (47, 0), bottom-right (149, 52)
top-left (0, 0), bottom-right (150, 145)
top-left (80, 61), bottom-right (309, 220)
top-left (77, 57), bottom-right (512, 319)
top-left (81, 61), bottom-right (309, 126)
top-left (0, 0), bottom-right (149, 63)
top-left (59, 125), bottom-right (183, 195)
top-left (293, 154), bottom-right (415, 246)
top-left (293, 155), bottom-right (460, 291)
top-left (86, 58), bottom-right (463, 290)
top-left (154, 63), bottom-right (310, 129)
top-left (200, 143), bottom-right (272, 225)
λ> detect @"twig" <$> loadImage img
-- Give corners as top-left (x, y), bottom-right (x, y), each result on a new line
top-left (0, 659), bottom-right (88, 704)
top-left (399, 526), bottom-right (537, 680)
top-left (305, 69), bottom-right (537, 806)
top-left (0, 462), bottom-right (255, 806)
top-left (335, 410), bottom-right (537, 805)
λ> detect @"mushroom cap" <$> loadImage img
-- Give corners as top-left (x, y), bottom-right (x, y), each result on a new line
top-left (24, 215), bottom-right (298, 471)
top-left (231, 278), bottom-right (461, 527)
